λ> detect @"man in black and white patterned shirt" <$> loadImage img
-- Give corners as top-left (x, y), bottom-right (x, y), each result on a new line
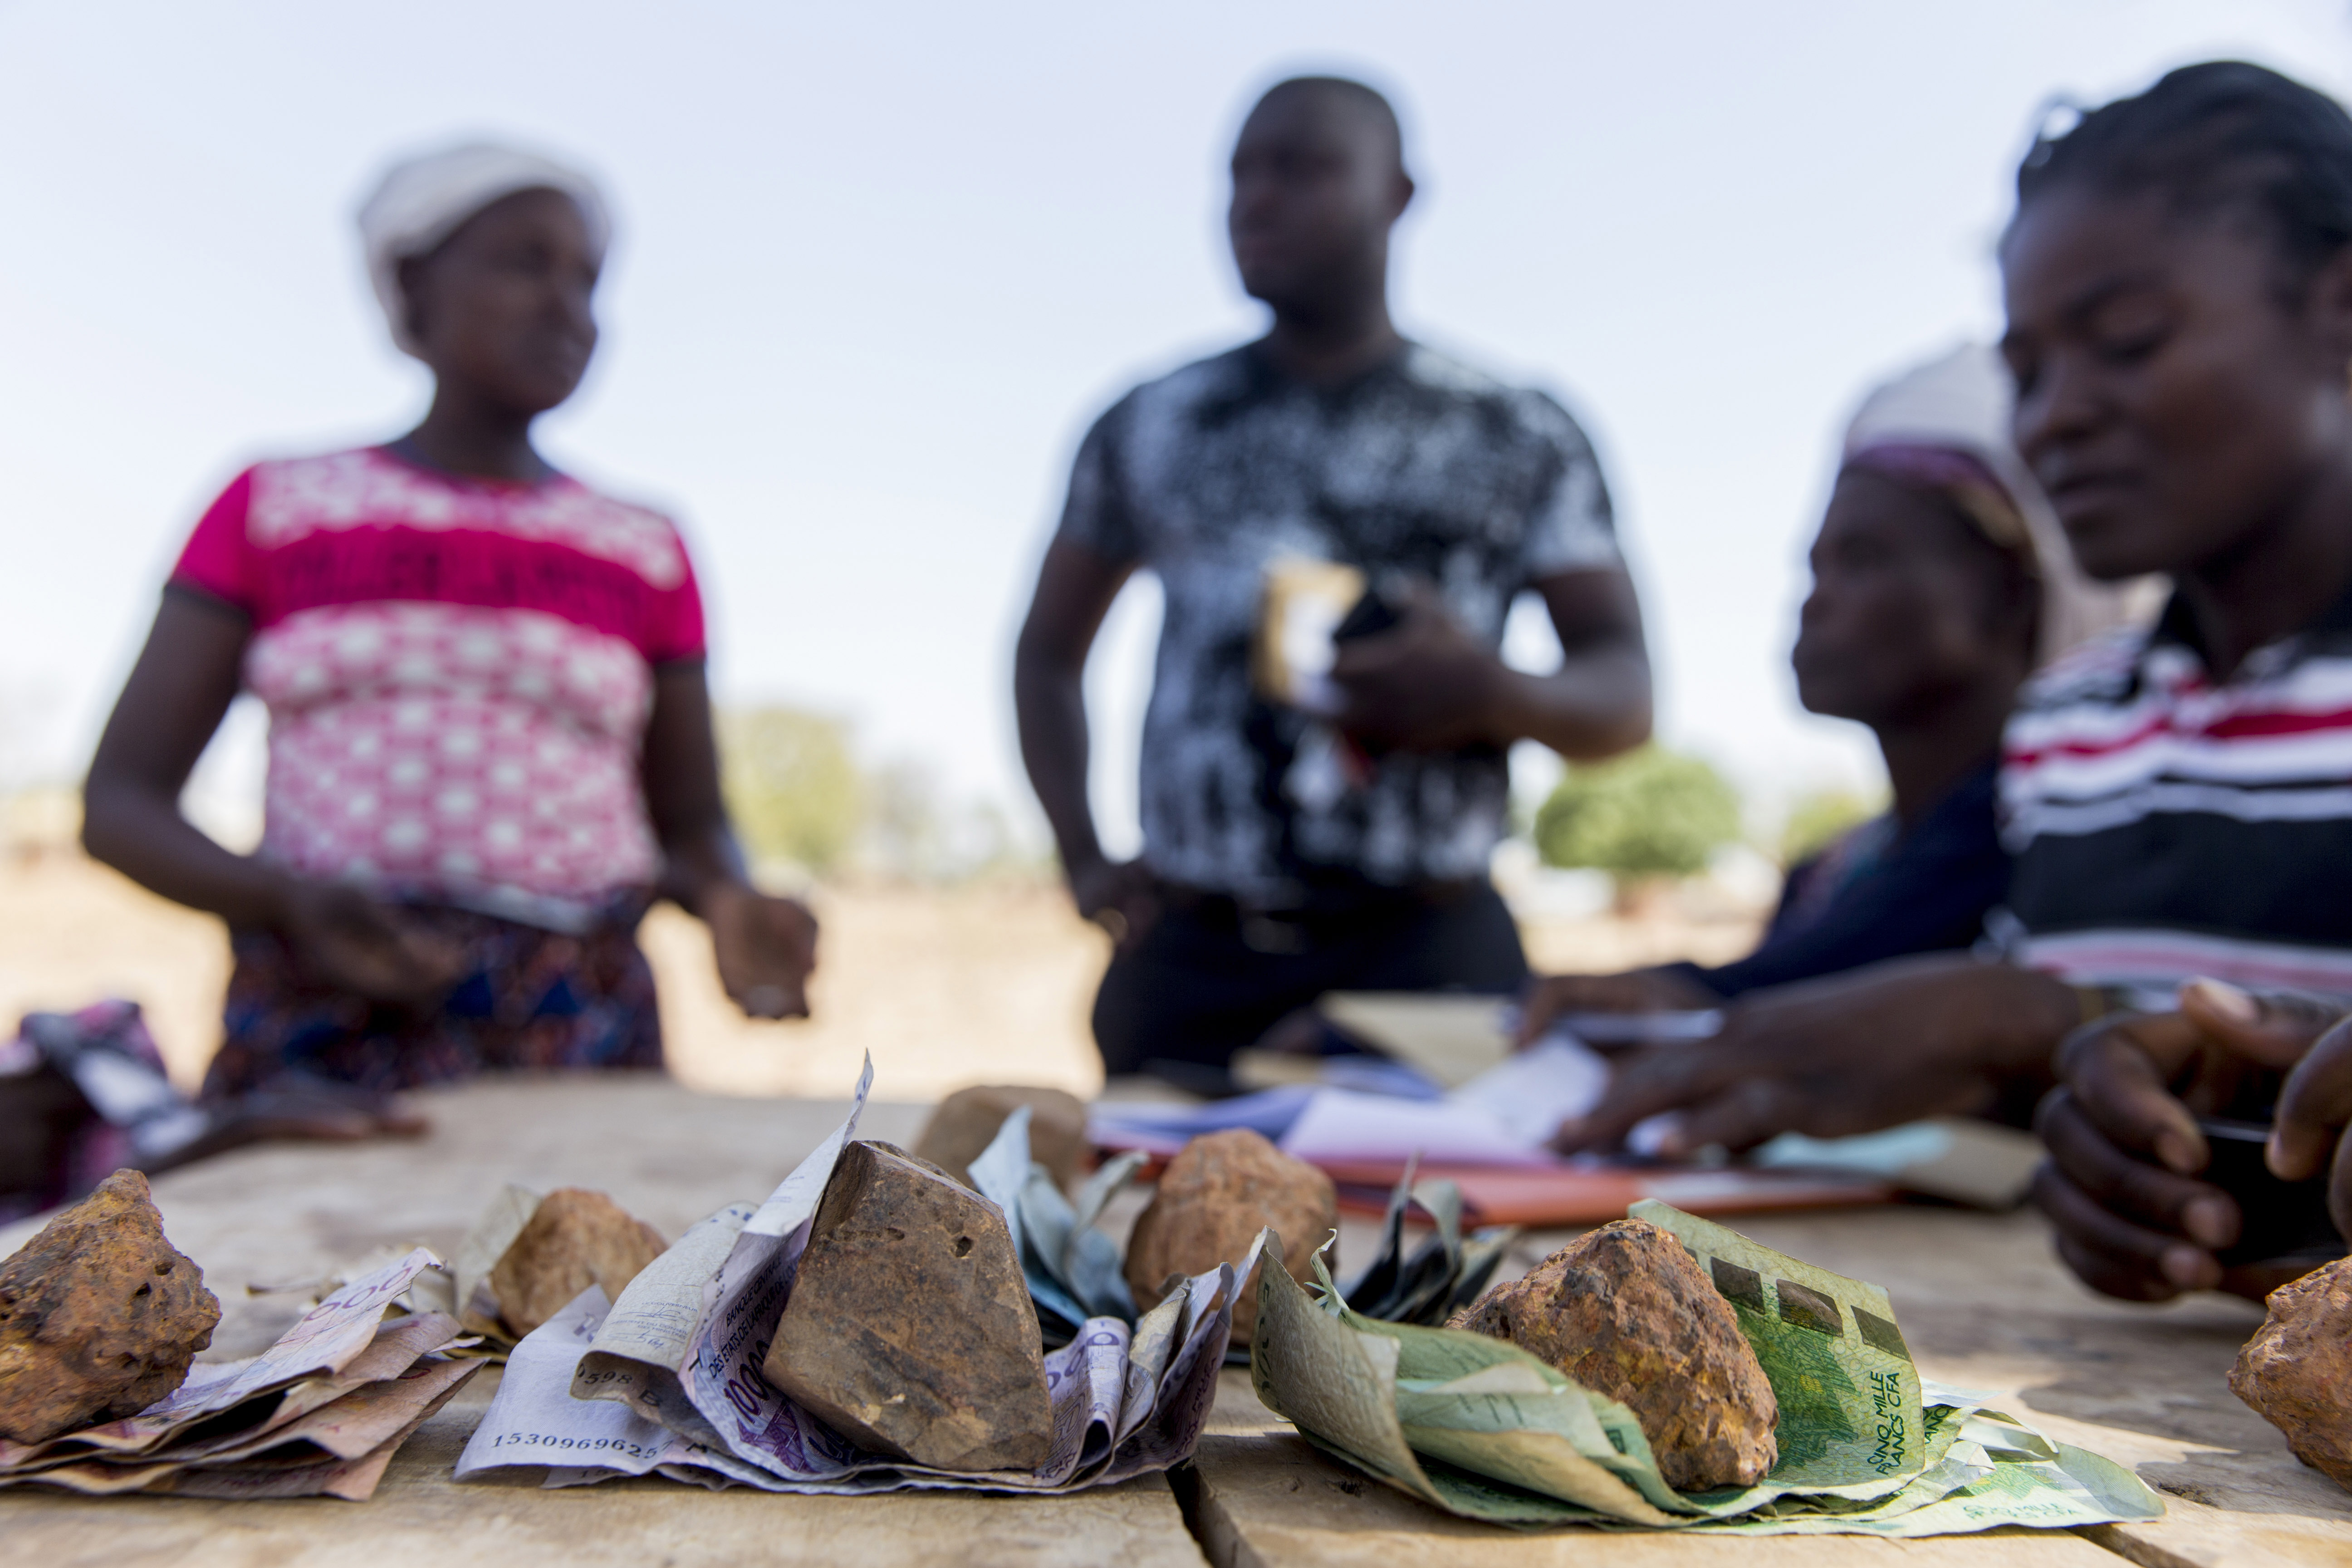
top-left (1015, 76), bottom-right (1653, 1087)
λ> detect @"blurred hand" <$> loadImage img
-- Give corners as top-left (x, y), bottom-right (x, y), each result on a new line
top-left (704, 881), bottom-right (819, 1020)
top-left (1514, 968), bottom-right (1720, 1047)
top-left (1548, 956), bottom-right (2075, 1157)
top-left (2035, 980), bottom-right (2340, 1302)
top-left (276, 879), bottom-right (466, 1005)
top-left (2272, 1012), bottom-right (2352, 1245)
top-left (1068, 855), bottom-right (1161, 954)
top-left (1329, 584), bottom-right (1508, 753)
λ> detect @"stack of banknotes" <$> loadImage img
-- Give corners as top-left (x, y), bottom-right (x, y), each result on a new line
top-left (0, 1250), bottom-right (475, 1500)
top-left (458, 1061), bottom-right (1239, 1493)
top-left (1340, 1162), bottom-right (1515, 1328)
top-left (1252, 1200), bottom-right (2167, 1538)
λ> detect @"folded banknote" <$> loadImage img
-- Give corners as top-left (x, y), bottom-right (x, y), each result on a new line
top-left (1250, 1200), bottom-right (2163, 1536)
top-left (0, 1249), bottom-right (477, 1501)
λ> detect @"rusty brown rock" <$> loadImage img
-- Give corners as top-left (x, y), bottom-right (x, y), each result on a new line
top-left (488, 1187), bottom-right (668, 1338)
top-left (911, 1085), bottom-right (1089, 1191)
top-left (0, 1169), bottom-right (220, 1444)
top-left (1449, 1217), bottom-right (1778, 1492)
top-left (2231, 1255), bottom-right (2352, 1492)
top-left (1123, 1128), bottom-right (1336, 1347)
top-left (763, 1141), bottom-right (1050, 1471)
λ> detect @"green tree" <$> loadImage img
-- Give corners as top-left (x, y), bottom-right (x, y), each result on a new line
top-left (1780, 787), bottom-right (1882, 867)
top-left (719, 706), bottom-right (864, 875)
top-left (1533, 745), bottom-right (1741, 882)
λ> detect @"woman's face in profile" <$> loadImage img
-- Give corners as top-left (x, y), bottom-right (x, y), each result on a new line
top-left (400, 187), bottom-right (600, 418)
top-left (1792, 468), bottom-right (2025, 728)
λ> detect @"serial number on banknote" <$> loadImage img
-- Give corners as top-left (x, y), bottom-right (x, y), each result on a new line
top-left (484, 1432), bottom-right (664, 1460)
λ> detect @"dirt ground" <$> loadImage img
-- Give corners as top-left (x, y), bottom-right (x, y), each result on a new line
top-left (0, 850), bottom-right (1763, 1101)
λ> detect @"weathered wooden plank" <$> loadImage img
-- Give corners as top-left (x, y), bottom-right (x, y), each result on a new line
top-left (1184, 1416), bottom-right (2117, 1565)
top-left (0, 1384), bottom-right (1206, 1567)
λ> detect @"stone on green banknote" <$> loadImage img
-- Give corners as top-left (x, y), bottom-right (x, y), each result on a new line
top-left (1628, 1200), bottom-right (1921, 1492)
top-left (1247, 1207), bottom-right (2166, 1536)
top-left (1449, 1218), bottom-right (1776, 1491)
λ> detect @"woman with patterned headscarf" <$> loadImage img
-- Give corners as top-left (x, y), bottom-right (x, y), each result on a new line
top-left (77, 141), bottom-right (817, 1130)
top-left (1518, 344), bottom-right (2151, 1032)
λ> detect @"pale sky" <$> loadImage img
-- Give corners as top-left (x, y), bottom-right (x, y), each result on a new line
top-left (4, 1), bottom-right (2348, 854)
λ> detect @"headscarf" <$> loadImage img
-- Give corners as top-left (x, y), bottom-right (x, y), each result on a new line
top-left (356, 140), bottom-right (611, 358)
top-left (1839, 343), bottom-right (2155, 666)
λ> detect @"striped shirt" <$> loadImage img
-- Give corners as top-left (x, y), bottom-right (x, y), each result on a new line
top-left (2000, 586), bottom-right (2352, 1004)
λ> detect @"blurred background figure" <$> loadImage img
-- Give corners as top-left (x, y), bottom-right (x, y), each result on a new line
top-left (1015, 77), bottom-right (1652, 1093)
top-left (76, 141), bottom-right (817, 1127)
top-left (1520, 346), bottom-right (2150, 1031)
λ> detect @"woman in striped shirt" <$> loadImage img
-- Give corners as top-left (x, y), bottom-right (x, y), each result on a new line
top-left (1555, 63), bottom-right (2352, 1302)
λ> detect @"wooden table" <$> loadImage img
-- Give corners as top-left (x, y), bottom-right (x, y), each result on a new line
top-left (2, 1079), bottom-right (2347, 1566)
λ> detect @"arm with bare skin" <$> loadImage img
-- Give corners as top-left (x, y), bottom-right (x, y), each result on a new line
top-left (1548, 954), bottom-right (2079, 1157)
top-left (83, 589), bottom-right (466, 1005)
top-left (1014, 539), bottom-right (1160, 950)
top-left (638, 661), bottom-right (818, 1019)
top-left (80, 588), bottom-right (436, 1138)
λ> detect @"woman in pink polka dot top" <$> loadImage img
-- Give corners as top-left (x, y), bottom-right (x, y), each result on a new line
top-left (79, 142), bottom-right (818, 1117)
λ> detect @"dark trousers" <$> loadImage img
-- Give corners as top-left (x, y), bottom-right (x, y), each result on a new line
top-left (1091, 880), bottom-right (1528, 1086)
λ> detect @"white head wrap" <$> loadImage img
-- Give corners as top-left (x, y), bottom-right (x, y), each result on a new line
top-left (1840, 343), bottom-right (2157, 666)
top-left (356, 140), bottom-right (611, 358)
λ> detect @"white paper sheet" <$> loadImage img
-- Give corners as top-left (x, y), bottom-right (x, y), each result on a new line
top-left (1277, 1089), bottom-right (1548, 1167)
top-left (1446, 1036), bottom-right (1611, 1147)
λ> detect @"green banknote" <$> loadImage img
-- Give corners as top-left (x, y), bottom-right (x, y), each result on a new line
top-left (1250, 1238), bottom-right (1678, 1526)
top-left (1626, 1199), bottom-right (1922, 1494)
top-left (1678, 1441), bottom-right (2160, 1538)
top-left (1247, 1206), bottom-right (2165, 1537)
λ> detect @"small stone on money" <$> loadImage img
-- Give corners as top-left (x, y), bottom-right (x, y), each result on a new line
top-left (1123, 1128), bottom-right (1336, 1346)
top-left (487, 1187), bottom-right (668, 1338)
top-left (764, 1141), bottom-right (1051, 1471)
top-left (911, 1085), bottom-right (1089, 1191)
top-left (1450, 1217), bottom-right (1778, 1492)
top-left (0, 1169), bottom-right (220, 1444)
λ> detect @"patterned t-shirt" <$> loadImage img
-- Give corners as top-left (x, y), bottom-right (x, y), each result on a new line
top-left (1056, 341), bottom-right (1622, 902)
top-left (171, 446), bottom-right (705, 914)
top-left (1999, 583), bottom-right (2352, 1002)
